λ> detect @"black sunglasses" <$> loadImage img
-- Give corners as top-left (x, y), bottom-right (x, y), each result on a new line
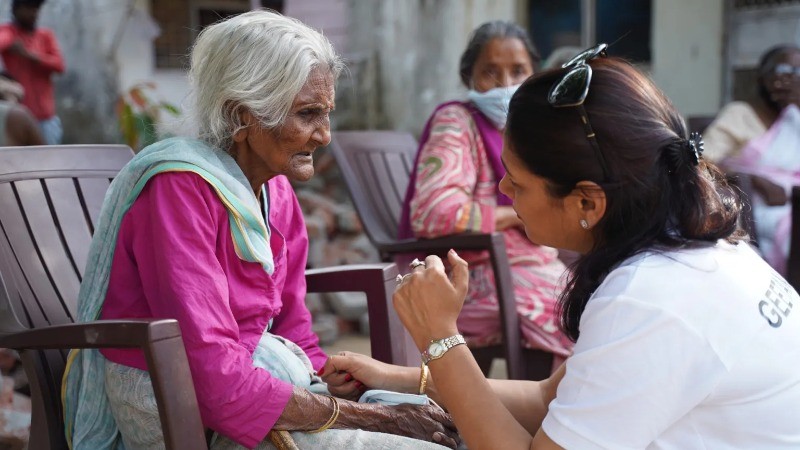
top-left (547, 43), bottom-right (611, 180)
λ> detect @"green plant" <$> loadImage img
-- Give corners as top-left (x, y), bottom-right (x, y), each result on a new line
top-left (117, 82), bottom-right (181, 151)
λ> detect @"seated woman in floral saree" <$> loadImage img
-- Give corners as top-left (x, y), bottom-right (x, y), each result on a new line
top-left (399, 22), bottom-right (573, 367)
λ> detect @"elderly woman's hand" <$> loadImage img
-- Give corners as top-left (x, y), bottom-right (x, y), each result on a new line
top-left (380, 403), bottom-right (460, 449)
top-left (277, 387), bottom-right (460, 447)
top-left (393, 250), bottom-right (469, 351)
top-left (341, 402), bottom-right (460, 449)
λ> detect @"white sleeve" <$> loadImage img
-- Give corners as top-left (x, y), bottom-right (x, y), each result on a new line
top-left (541, 295), bottom-right (727, 450)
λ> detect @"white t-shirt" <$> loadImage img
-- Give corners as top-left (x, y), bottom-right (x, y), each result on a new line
top-left (542, 241), bottom-right (800, 449)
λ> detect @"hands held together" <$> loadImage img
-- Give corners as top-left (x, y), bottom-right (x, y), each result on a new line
top-left (319, 250), bottom-right (470, 448)
top-left (320, 352), bottom-right (459, 448)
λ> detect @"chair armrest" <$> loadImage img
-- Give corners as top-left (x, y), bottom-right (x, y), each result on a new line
top-left (0, 319), bottom-right (181, 350)
top-left (788, 186), bottom-right (800, 291)
top-left (305, 264), bottom-right (398, 293)
top-left (1, 319), bottom-right (207, 450)
top-left (379, 232), bottom-right (497, 254)
top-left (305, 264), bottom-right (419, 367)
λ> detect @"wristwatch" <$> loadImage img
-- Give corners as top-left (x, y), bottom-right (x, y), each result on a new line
top-left (421, 334), bottom-right (466, 364)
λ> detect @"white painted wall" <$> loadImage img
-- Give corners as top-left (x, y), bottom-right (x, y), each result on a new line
top-left (651, 0), bottom-right (725, 116)
top-left (728, 4), bottom-right (800, 68)
top-left (112, 0), bottom-right (191, 115)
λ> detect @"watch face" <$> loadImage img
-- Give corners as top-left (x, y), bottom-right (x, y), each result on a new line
top-left (428, 341), bottom-right (446, 358)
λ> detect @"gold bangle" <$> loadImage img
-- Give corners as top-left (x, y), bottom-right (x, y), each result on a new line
top-left (310, 395), bottom-right (340, 434)
top-left (418, 362), bottom-right (429, 395)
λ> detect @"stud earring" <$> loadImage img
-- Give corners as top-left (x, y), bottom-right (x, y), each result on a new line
top-left (580, 219), bottom-right (589, 229)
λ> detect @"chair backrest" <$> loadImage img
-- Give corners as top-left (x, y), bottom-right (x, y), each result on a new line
top-left (0, 145), bottom-right (133, 328)
top-left (0, 144), bottom-right (134, 449)
top-left (787, 186), bottom-right (800, 292)
top-left (327, 131), bottom-right (418, 250)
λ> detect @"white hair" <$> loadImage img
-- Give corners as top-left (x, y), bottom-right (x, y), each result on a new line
top-left (188, 10), bottom-right (343, 151)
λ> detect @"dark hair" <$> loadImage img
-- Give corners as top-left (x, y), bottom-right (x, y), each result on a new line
top-left (757, 44), bottom-right (800, 111)
top-left (459, 20), bottom-right (541, 87)
top-left (506, 58), bottom-right (743, 342)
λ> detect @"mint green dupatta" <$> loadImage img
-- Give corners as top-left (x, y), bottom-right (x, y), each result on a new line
top-left (62, 137), bottom-right (274, 449)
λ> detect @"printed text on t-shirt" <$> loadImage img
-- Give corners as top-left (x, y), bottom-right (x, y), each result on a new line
top-left (759, 275), bottom-right (795, 328)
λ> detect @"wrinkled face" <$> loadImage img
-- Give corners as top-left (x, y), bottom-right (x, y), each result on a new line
top-left (498, 142), bottom-right (595, 253)
top-left (471, 37), bottom-right (534, 92)
top-left (243, 67), bottom-right (335, 183)
top-left (13, 5), bottom-right (39, 30)
top-left (763, 49), bottom-right (800, 110)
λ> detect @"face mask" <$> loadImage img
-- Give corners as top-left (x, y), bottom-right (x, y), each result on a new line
top-left (467, 84), bottom-right (520, 129)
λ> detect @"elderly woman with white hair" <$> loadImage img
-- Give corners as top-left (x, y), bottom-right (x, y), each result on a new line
top-left (62, 10), bottom-right (458, 450)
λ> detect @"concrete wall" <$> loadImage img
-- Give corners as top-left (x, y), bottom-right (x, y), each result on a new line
top-left (651, 0), bottom-right (725, 116)
top-left (0, 0), bottom-right (737, 143)
top-left (119, 0), bottom-right (521, 134)
top-left (114, 0), bottom-right (353, 136)
top-left (347, 0), bottom-right (518, 133)
top-left (349, 0), bottom-right (727, 131)
top-left (0, 0), bottom-right (123, 143)
top-left (725, 3), bottom-right (800, 102)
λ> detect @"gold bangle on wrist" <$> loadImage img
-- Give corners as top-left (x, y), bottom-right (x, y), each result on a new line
top-left (418, 362), bottom-right (429, 395)
top-left (310, 395), bottom-right (340, 434)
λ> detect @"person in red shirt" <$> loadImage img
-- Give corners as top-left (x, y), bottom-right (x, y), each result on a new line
top-left (0, 71), bottom-right (45, 146)
top-left (0, 0), bottom-right (64, 144)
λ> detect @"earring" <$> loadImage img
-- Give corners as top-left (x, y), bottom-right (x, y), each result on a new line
top-left (579, 219), bottom-right (589, 229)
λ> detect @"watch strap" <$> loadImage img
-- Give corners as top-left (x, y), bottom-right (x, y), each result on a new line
top-left (421, 334), bottom-right (466, 364)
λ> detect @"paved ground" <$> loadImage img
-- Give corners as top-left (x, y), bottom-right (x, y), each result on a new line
top-left (322, 334), bottom-right (509, 379)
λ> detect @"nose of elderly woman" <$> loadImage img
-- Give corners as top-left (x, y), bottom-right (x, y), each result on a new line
top-left (314, 122), bottom-right (332, 147)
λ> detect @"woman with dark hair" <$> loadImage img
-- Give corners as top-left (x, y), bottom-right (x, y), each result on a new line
top-left (398, 20), bottom-right (572, 370)
top-left (325, 45), bottom-right (800, 449)
top-left (704, 45), bottom-right (800, 274)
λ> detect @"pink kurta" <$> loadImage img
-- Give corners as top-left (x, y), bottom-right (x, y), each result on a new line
top-left (408, 103), bottom-right (573, 356)
top-left (99, 171), bottom-right (325, 448)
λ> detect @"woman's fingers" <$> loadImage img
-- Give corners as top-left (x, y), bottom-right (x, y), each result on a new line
top-left (321, 353), bottom-right (385, 400)
top-left (433, 431), bottom-right (459, 449)
top-left (447, 249), bottom-right (470, 298)
top-left (321, 353), bottom-right (363, 380)
top-left (423, 254), bottom-right (445, 272)
top-left (419, 405), bottom-right (461, 447)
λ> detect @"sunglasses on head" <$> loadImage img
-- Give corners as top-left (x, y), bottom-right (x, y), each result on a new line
top-left (547, 43), bottom-right (611, 181)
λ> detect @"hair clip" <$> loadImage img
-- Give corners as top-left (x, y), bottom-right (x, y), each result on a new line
top-left (686, 132), bottom-right (704, 166)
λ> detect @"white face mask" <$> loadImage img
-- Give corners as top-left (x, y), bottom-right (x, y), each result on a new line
top-left (467, 84), bottom-right (521, 129)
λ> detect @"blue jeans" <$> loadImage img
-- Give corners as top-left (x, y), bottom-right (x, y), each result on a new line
top-left (39, 116), bottom-right (62, 145)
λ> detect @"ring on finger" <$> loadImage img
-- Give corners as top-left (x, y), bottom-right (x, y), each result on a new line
top-left (395, 273), bottom-right (412, 285)
top-left (409, 258), bottom-right (426, 270)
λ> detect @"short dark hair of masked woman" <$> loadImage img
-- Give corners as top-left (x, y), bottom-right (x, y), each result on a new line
top-left (505, 58), bottom-right (744, 341)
